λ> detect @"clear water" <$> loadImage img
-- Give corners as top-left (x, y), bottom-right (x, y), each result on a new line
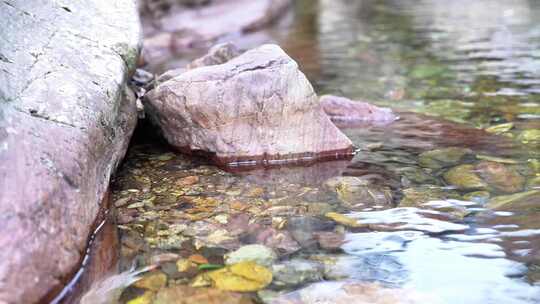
top-left (110, 1), bottom-right (540, 303)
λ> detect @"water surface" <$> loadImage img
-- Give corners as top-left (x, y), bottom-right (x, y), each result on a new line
top-left (111, 1), bottom-right (540, 303)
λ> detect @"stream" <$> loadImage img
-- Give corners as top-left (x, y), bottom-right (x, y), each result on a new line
top-left (105, 1), bottom-right (540, 303)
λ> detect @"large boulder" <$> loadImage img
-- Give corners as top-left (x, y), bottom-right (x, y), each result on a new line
top-left (145, 44), bottom-right (353, 168)
top-left (0, 1), bottom-right (140, 302)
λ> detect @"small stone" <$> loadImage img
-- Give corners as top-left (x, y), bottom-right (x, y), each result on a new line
top-left (476, 154), bottom-right (518, 164)
top-left (418, 147), bottom-right (472, 169)
top-left (271, 217), bottom-right (287, 230)
top-left (398, 167), bottom-right (437, 185)
top-left (127, 291), bottom-right (155, 304)
top-left (176, 176), bottom-right (199, 187)
top-left (463, 191), bottom-right (491, 204)
top-left (177, 259), bottom-right (197, 273)
top-left (325, 212), bottom-right (364, 228)
top-left (214, 214), bottom-right (229, 224)
top-left (156, 153), bottom-right (175, 161)
top-left (324, 176), bottom-right (393, 208)
top-left (189, 254), bottom-right (209, 264)
top-left (485, 122), bottom-right (513, 134)
top-left (133, 271), bottom-right (167, 291)
top-left (225, 244), bottom-right (277, 267)
top-left (127, 201), bottom-right (145, 209)
top-left (314, 231), bottom-right (345, 250)
top-left (476, 161), bottom-right (524, 193)
top-left (244, 187), bottom-right (265, 198)
top-left (194, 261), bottom-right (273, 292)
top-left (443, 164), bottom-right (487, 190)
top-left (271, 259), bottom-right (324, 288)
top-left (487, 190), bottom-right (540, 210)
top-left (518, 129), bottom-right (540, 144)
top-left (114, 197), bottom-right (131, 207)
top-left (527, 176), bottom-right (540, 189)
top-left (528, 159), bottom-right (540, 173)
top-left (154, 285), bottom-right (254, 304)
top-left (306, 202), bottom-right (334, 215)
top-left (150, 253), bottom-right (180, 265)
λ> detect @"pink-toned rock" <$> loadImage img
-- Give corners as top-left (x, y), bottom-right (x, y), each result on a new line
top-left (0, 1), bottom-right (140, 303)
top-left (145, 44), bottom-right (354, 168)
top-left (320, 95), bottom-right (397, 126)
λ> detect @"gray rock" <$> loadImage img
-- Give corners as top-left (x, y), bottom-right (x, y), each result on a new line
top-left (145, 44), bottom-right (353, 168)
top-left (0, 1), bottom-right (141, 302)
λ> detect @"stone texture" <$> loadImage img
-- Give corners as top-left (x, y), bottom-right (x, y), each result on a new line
top-left (145, 44), bottom-right (353, 168)
top-left (319, 95), bottom-right (397, 126)
top-left (0, 1), bottom-right (141, 302)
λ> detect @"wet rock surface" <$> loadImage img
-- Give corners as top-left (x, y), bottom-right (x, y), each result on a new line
top-left (0, 1), bottom-right (140, 302)
top-left (320, 95), bottom-right (397, 126)
top-left (144, 44), bottom-right (353, 168)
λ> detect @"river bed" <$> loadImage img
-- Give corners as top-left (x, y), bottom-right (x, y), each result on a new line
top-left (108, 1), bottom-right (540, 303)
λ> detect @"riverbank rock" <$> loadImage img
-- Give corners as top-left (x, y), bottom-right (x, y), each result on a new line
top-left (145, 44), bottom-right (354, 168)
top-left (0, 1), bottom-right (140, 303)
top-left (319, 95), bottom-right (397, 126)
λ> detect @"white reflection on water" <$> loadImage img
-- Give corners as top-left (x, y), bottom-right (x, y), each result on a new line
top-left (342, 208), bottom-right (540, 304)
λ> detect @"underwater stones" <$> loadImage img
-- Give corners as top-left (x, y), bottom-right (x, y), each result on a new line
top-left (518, 129), bottom-right (540, 145)
top-left (134, 271), bottom-right (168, 291)
top-left (314, 231), bottom-right (346, 250)
top-left (225, 244), bottom-right (277, 267)
top-left (324, 176), bottom-right (393, 208)
top-left (443, 164), bottom-right (487, 190)
top-left (400, 186), bottom-right (463, 214)
top-left (398, 166), bottom-right (438, 185)
top-left (319, 95), bottom-right (397, 126)
top-left (462, 191), bottom-right (491, 204)
top-left (192, 261), bottom-right (273, 292)
top-left (418, 147), bottom-right (472, 169)
top-left (487, 190), bottom-right (540, 210)
top-left (325, 212), bottom-right (364, 228)
top-left (153, 285), bottom-right (253, 304)
top-left (399, 186), bottom-right (460, 208)
top-left (444, 161), bottom-right (524, 193)
top-left (144, 44), bottom-right (353, 168)
top-left (271, 281), bottom-right (427, 304)
top-left (271, 259), bottom-right (324, 288)
top-left (475, 161), bottom-right (524, 193)
top-left (286, 216), bottom-right (336, 248)
top-left (485, 122), bottom-right (514, 134)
